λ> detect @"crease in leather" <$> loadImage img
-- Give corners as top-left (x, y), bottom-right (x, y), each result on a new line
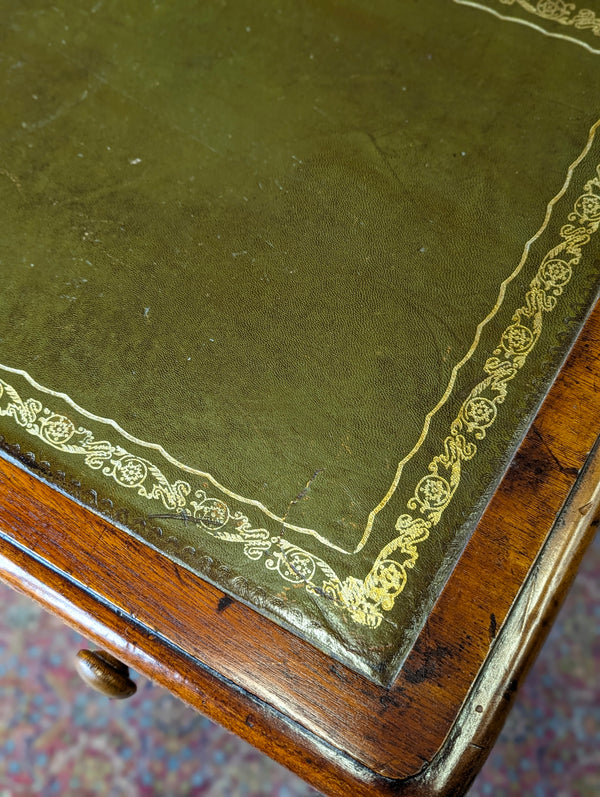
top-left (1, 0), bottom-right (600, 676)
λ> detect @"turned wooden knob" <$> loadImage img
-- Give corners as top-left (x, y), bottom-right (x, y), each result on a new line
top-left (75, 649), bottom-right (137, 699)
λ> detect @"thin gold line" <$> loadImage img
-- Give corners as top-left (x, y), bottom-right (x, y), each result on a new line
top-left (353, 117), bottom-right (600, 552)
top-left (454, 0), bottom-right (600, 55)
top-left (3, 119), bottom-right (599, 557)
top-left (0, 362), bottom-right (352, 554)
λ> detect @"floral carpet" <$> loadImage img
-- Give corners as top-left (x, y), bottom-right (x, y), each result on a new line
top-left (0, 533), bottom-right (598, 797)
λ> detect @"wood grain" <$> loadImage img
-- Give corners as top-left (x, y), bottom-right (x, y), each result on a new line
top-left (1, 299), bottom-right (599, 793)
top-left (0, 452), bottom-right (596, 797)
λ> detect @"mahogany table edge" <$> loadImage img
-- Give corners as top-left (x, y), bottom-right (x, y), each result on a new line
top-left (0, 441), bottom-right (597, 797)
top-left (0, 449), bottom-right (600, 797)
top-left (1, 298), bottom-right (600, 793)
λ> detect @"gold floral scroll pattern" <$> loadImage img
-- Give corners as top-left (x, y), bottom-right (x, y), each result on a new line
top-left (498, 0), bottom-right (600, 35)
top-left (0, 380), bottom-right (271, 560)
top-left (2, 166), bottom-right (599, 629)
top-left (311, 165), bottom-right (600, 626)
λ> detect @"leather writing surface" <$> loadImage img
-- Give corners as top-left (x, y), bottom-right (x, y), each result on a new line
top-left (1, 0), bottom-right (600, 680)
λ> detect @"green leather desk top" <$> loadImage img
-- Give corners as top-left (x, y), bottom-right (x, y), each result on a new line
top-left (1, 0), bottom-right (600, 680)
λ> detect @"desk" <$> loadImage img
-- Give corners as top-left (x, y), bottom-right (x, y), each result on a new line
top-left (1, 2), bottom-right (600, 794)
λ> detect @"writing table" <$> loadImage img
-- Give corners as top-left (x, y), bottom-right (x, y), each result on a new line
top-left (1, 1), bottom-right (600, 793)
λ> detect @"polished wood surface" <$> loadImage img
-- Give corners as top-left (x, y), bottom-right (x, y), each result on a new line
top-left (1, 300), bottom-right (600, 794)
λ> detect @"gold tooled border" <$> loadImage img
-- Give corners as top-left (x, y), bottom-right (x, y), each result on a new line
top-left (354, 116), bottom-right (600, 551)
top-left (4, 118), bottom-right (596, 559)
top-left (454, 0), bottom-right (600, 55)
top-left (2, 123), bottom-right (600, 629)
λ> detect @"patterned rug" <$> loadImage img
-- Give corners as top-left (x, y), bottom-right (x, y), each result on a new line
top-left (0, 533), bottom-right (598, 797)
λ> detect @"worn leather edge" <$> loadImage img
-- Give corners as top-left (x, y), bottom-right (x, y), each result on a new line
top-left (0, 434), bottom-right (598, 797)
top-left (1, 296), bottom-right (600, 780)
top-left (3, 132), bottom-right (600, 649)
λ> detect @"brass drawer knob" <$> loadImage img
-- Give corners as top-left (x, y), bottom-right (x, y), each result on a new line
top-left (75, 649), bottom-right (137, 699)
